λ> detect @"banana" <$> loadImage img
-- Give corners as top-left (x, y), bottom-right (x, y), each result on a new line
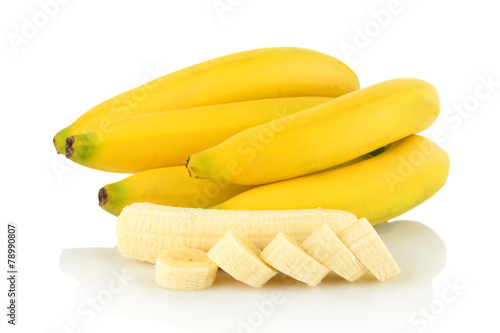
top-left (155, 248), bottom-right (218, 291)
top-left (65, 97), bottom-right (332, 172)
top-left (98, 148), bottom-right (380, 216)
top-left (336, 218), bottom-right (400, 281)
top-left (260, 233), bottom-right (329, 286)
top-left (99, 166), bottom-right (252, 216)
top-left (302, 225), bottom-right (367, 282)
top-left (207, 231), bottom-right (276, 288)
top-left (54, 47), bottom-right (359, 154)
top-left (116, 203), bottom-right (358, 263)
top-left (212, 135), bottom-right (450, 225)
top-left (187, 78), bottom-right (440, 185)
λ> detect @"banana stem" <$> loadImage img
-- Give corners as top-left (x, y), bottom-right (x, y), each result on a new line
top-left (65, 136), bottom-right (75, 158)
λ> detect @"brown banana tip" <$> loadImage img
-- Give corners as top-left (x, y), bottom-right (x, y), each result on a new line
top-left (65, 136), bottom-right (74, 158)
top-left (186, 156), bottom-right (191, 176)
top-left (98, 187), bottom-right (107, 206)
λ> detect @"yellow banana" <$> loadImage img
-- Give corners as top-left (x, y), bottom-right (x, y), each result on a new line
top-left (98, 149), bottom-right (376, 216)
top-left (99, 166), bottom-right (251, 216)
top-left (65, 97), bottom-right (331, 172)
top-left (187, 78), bottom-right (440, 185)
top-left (212, 135), bottom-right (450, 225)
top-left (53, 47), bottom-right (359, 154)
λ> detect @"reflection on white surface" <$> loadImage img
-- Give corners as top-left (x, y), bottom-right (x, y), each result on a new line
top-left (58, 220), bottom-right (446, 333)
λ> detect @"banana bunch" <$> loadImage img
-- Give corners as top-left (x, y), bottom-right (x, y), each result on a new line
top-left (54, 47), bottom-right (450, 290)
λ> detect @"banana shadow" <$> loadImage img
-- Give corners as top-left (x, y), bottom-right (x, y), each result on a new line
top-left (56, 220), bottom-right (446, 333)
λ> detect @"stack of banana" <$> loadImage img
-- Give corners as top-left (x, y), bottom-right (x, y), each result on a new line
top-left (54, 47), bottom-right (449, 290)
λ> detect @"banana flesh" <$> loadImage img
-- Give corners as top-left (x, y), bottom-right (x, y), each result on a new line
top-left (302, 225), bottom-right (367, 282)
top-left (207, 231), bottom-right (276, 288)
top-left (116, 203), bottom-right (358, 263)
top-left (336, 218), bottom-right (400, 281)
top-left (155, 248), bottom-right (218, 291)
top-left (260, 233), bottom-right (329, 287)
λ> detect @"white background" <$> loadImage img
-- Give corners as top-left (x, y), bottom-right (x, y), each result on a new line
top-left (1, 0), bottom-right (499, 332)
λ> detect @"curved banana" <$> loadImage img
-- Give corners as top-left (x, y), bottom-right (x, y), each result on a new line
top-left (65, 97), bottom-right (331, 172)
top-left (54, 47), bottom-right (359, 153)
top-left (99, 166), bottom-right (251, 216)
top-left (187, 78), bottom-right (440, 185)
top-left (212, 135), bottom-right (450, 225)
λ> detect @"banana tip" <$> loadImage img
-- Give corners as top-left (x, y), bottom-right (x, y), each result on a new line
top-left (98, 187), bottom-right (107, 206)
top-left (53, 137), bottom-right (58, 153)
top-left (65, 136), bottom-right (74, 158)
top-left (186, 156), bottom-right (192, 177)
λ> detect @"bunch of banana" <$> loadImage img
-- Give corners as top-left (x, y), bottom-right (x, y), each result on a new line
top-left (55, 47), bottom-right (448, 225)
top-left (54, 47), bottom-right (451, 291)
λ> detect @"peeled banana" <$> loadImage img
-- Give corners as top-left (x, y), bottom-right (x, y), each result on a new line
top-left (302, 225), bottom-right (367, 282)
top-left (212, 135), bottom-right (450, 225)
top-left (54, 47), bottom-right (359, 154)
top-left (207, 231), bottom-right (276, 288)
top-left (260, 233), bottom-right (329, 286)
top-left (187, 78), bottom-right (439, 185)
top-left (155, 248), bottom-right (218, 291)
top-left (116, 203), bottom-right (358, 263)
top-left (65, 97), bottom-right (331, 172)
top-left (99, 166), bottom-right (251, 216)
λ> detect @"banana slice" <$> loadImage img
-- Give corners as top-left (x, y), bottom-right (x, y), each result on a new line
top-left (336, 218), bottom-right (400, 281)
top-left (207, 231), bottom-right (277, 288)
top-left (261, 233), bottom-right (329, 287)
top-left (302, 225), bottom-right (367, 282)
top-left (155, 248), bottom-right (218, 291)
